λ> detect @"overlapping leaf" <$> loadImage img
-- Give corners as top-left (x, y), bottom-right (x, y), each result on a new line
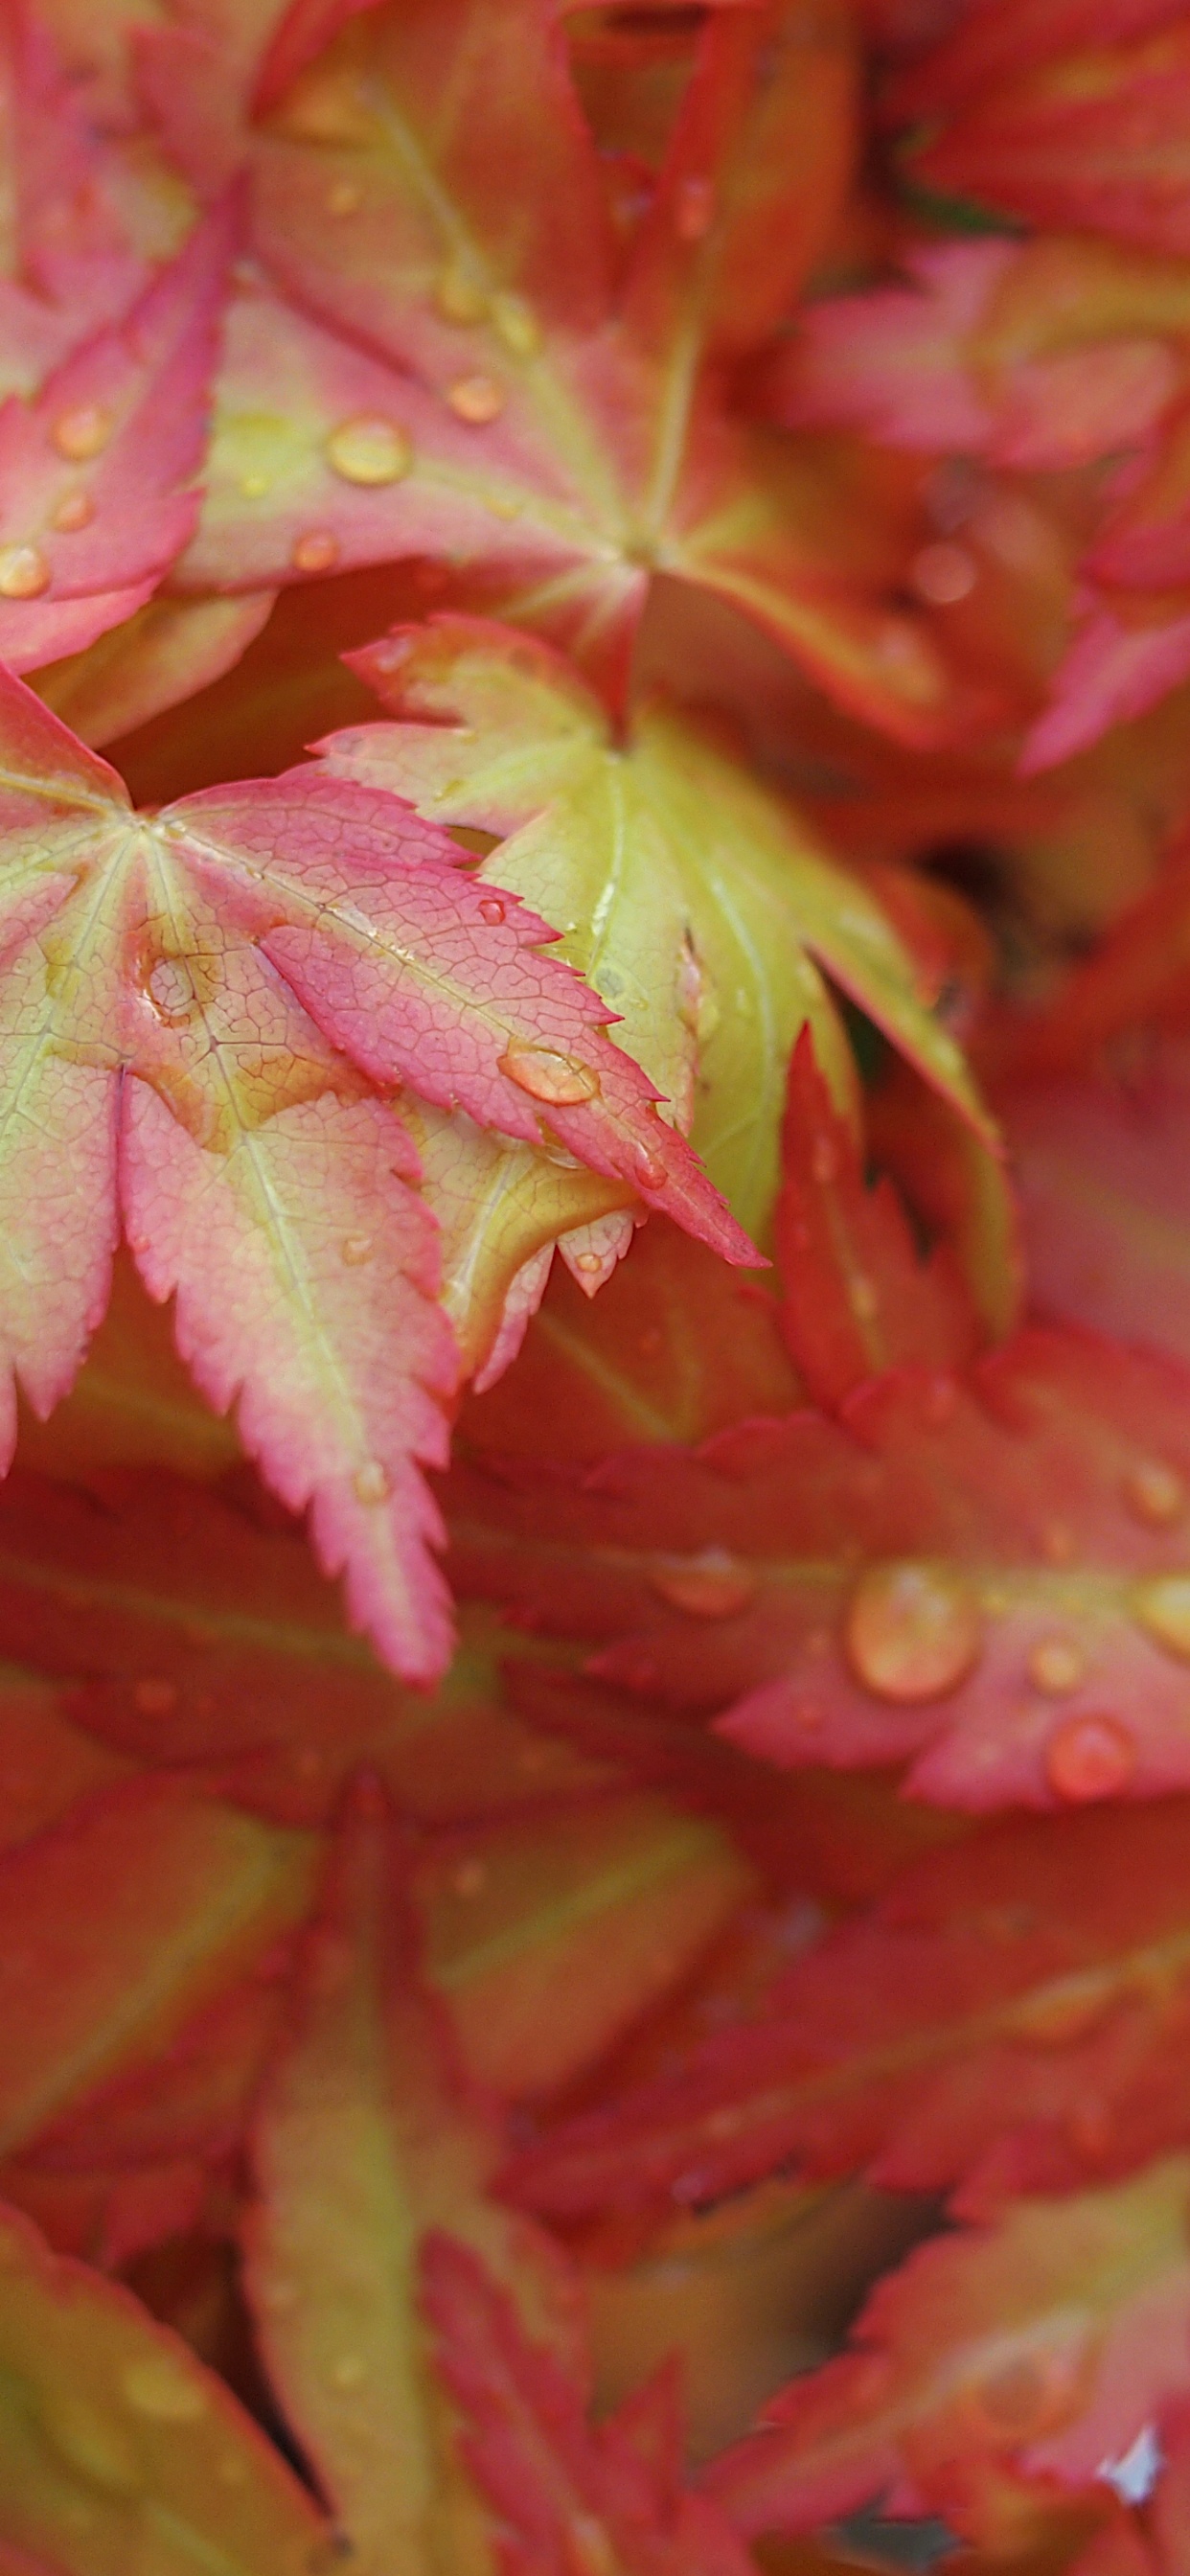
top-left (159, 0), bottom-right (993, 743)
top-left (504, 1794), bottom-right (1190, 2225)
top-left (704, 2157), bottom-right (1190, 2553)
top-left (0, 665), bottom-right (749, 1681)
top-left (448, 1325), bottom-right (1190, 1809)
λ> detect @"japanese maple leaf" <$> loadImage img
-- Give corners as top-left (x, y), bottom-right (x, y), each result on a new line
top-left (161, 0), bottom-right (987, 745)
top-left (703, 2157), bottom-right (1190, 2553)
top-left (0, 666), bottom-right (748, 1683)
top-left (503, 1793), bottom-right (1190, 2225)
top-left (319, 613), bottom-right (999, 1368)
top-left (775, 1029), bottom-right (981, 1406)
top-left (1002, 1058), bottom-right (1190, 1372)
top-left (242, 1775), bottom-right (593, 2573)
top-left (0, 2196), bottom-right (328, 2570)
top-left (448, 1324), bottom-right (1190, 1810)
top-left (892, 6), bottom-right (1190, 258)
top-left (0, 204), bottom-right (234, 673)
top-left (423, 2231), bottom-right (754, 2576)
top-left (0, 0), bottom-right (150, 403)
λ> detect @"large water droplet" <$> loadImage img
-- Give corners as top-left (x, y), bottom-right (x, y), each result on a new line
top-left (326, 415), bottom-right (411, 486)
top-left (291, 529), bottom-right (339, 573)
top-left (845, 1561), bottom-right (980, 1702)
top-left (447, 372), bottom-right (505, 424)
top-left (0, 543), bottom-right (49, 598)
top-left (1124, 1458), bottom-right (1185, 1526)
top-left (121, 2356), bottom-right (207, 2422)
top-left (478, 895), bottom-right (505, 925)
top-left (651, 1549), bottom-right (758, 1619)
top-left (53, 402), bottom-right (110, 460)
top-left (631, 1138), bottom-right (667, 1191)
top-left (1027, 1634), bottom-right (1085, 1696)
top-left (1133, 1575), bottom-right (1190, 1660)
top-left (1046, 1714), bottom-right (1136, 1804)
top-left (499, 1043), bottom-right (600, 1105)
top-left (354, 1460), bottom-right (391, 1506)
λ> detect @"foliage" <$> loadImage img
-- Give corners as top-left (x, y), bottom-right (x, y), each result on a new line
top-left (6, 0), bottom-right (1190, 2568)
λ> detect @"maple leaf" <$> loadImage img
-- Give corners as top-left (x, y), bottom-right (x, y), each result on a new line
top-left (1002, 1058), bottom-right (1190, 1373)
top-left (775, 1029), bottom-right (981, 1406)
top-left (0, 203), bottom-right (234, 673)
top-left (703, 2157), bottom-right (1190, 2554)
top-left (162, 0), bottom-right (989, 744)
top-left (895, 10), bottom-right (1190, 259)
top-left (0, 667), bottom-right (748, 1682)
top-left (0, 2196), bottom-right (328, 2570)
top-left (319, 613), bottom-right (998, 1368)
top-left (33, 590), bottom-right (279, 753)
top-left (448, 1323), bottom-right (1190, 1810)
top-left (503, 1792), bottom-right (1190, 2226)
top-left (242, 1774), bottom-right (591, 2572)
top-left (751, 236), bottom-right (1184, 473)
top-left (423, 2228), bottom-right (755, 2576)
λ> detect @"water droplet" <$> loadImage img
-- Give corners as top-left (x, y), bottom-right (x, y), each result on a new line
top-left (354, 1460), bottom-right (391, 1506)
top-left (329, 2354), bottom-right (366, 2389)
top-left (499, 1043), bottom-right (600, 1105)
top-left (451, 1858), bottom-right (487, 1898)
top-left (0, 543), bottom-right (49, 599)
top-left (447, 372), bottom-right (505, 424)
top-left (53, 488), bottom-right (93, 532)
top-left (1028, 1635), bottom-right (1085, 1696)
top-left (478, 894), bottom-right (505, 925)
top-left (52, 402), bottom-right (110, 461)
top-left (810, 1134), bottom-right (837, 1184)
top-left (326, 415), bottom-right (412, 486)
top-left (1046, 1714), bottom-right (1136, 1804)
top-left (491, 289), bottom-right (540, 356)
top-left (910, 540), bottom-right (976, 606)
top-left (845, 1561), bottom-right (981, 1703)
top-left (121, 2356), bottom-right (207, 2423)
top-left (340, 1233), bottom-right (375, 1266)
top-left (435, 262), bottom-right (487, 326)
top-left (574, 1250), bottom-right (603, 1275)
top-left (1124, 1459), bottom-right (1185, 1526)
top-left (1134, 1575), bottom-right (1190, 1661)
top-left (291, 529), bottom-right (338, 573)
top-left (144, 954), bottom-right (198, 1024)
top-left (652, 1550), bottom-right (758, 1619)
top-left (675, 173), bottom-right (715, 240)
top-left (133, 1675), bottom-right (179, 1717)
top-left (326, 179), bottom-right (362, 216)
top-left (631, 1138), bottom-right (667, 1191)
top-left (850, 1273), bottom-right (879, 1321)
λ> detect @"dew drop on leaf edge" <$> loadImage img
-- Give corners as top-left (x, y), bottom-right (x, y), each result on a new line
top-left (499, 1044), bottom-right (601, 1106)
top-left (844, 1560), bottom-right (981, 1703)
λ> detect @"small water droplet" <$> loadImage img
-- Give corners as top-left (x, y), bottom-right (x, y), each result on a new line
top-left (491, 289), bottom-right (540, 356)
top-left (326, 179), bottom-right (362, 216)
top-left (291, 529), bottom-right (339, 573)
top-left (675, 173), bottom-right (715, 240)
top-left (499, 1043), bottom-right (600, 1105)
top-left (850, 1273), bottom-right (879, 1321)
top-left (810, 1134), bottom-right (837, 1184)
top-left (354, 1460), bottom-right (391, 1506)
top-left (1134, 1575), bottom-right (1190, 1661)
top-left (121, 2356), bottom-right (207, 2423)
top-left (53, 402), bottom-right (110, 461)
top-left (910, 540), bottom-right (976, 606)
top-left (1046, 1714), bottom-right (1136, 1803)
top-left (53, 488), bottom-right (94, 532)
top-left (340, 1233), bottom-right (375, 1266)
top-left (651, 1550), bottom-right (757, 1619)
top-left (133, 1675), bottom-right (179, 1717)
top-left (845, 1561), bottom-right (981, 1703)
top-left (631, 1138), bottom-right (667, 1191)
top-left (326, 415), bottom-right (412, 486)
top-left (478, 894), bottom-right (505, 924)
top-left (0, 543), bottom-right (49, 598)
top-left (435, 262), bottom-right (487, 326)
top-left (144, 954), bottom-right (198, 1024)
top-left (1124, 1459), bottom-right (1185, 1526)
top-left (447, 372), bottom-right (505, 424)
top-left (574, 1250), bottom-right (603, 1274)
top-left (1028, 1635), bottom-right (1085, 1696)
top-left (329, 2354), bottom-right (366, 2389)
